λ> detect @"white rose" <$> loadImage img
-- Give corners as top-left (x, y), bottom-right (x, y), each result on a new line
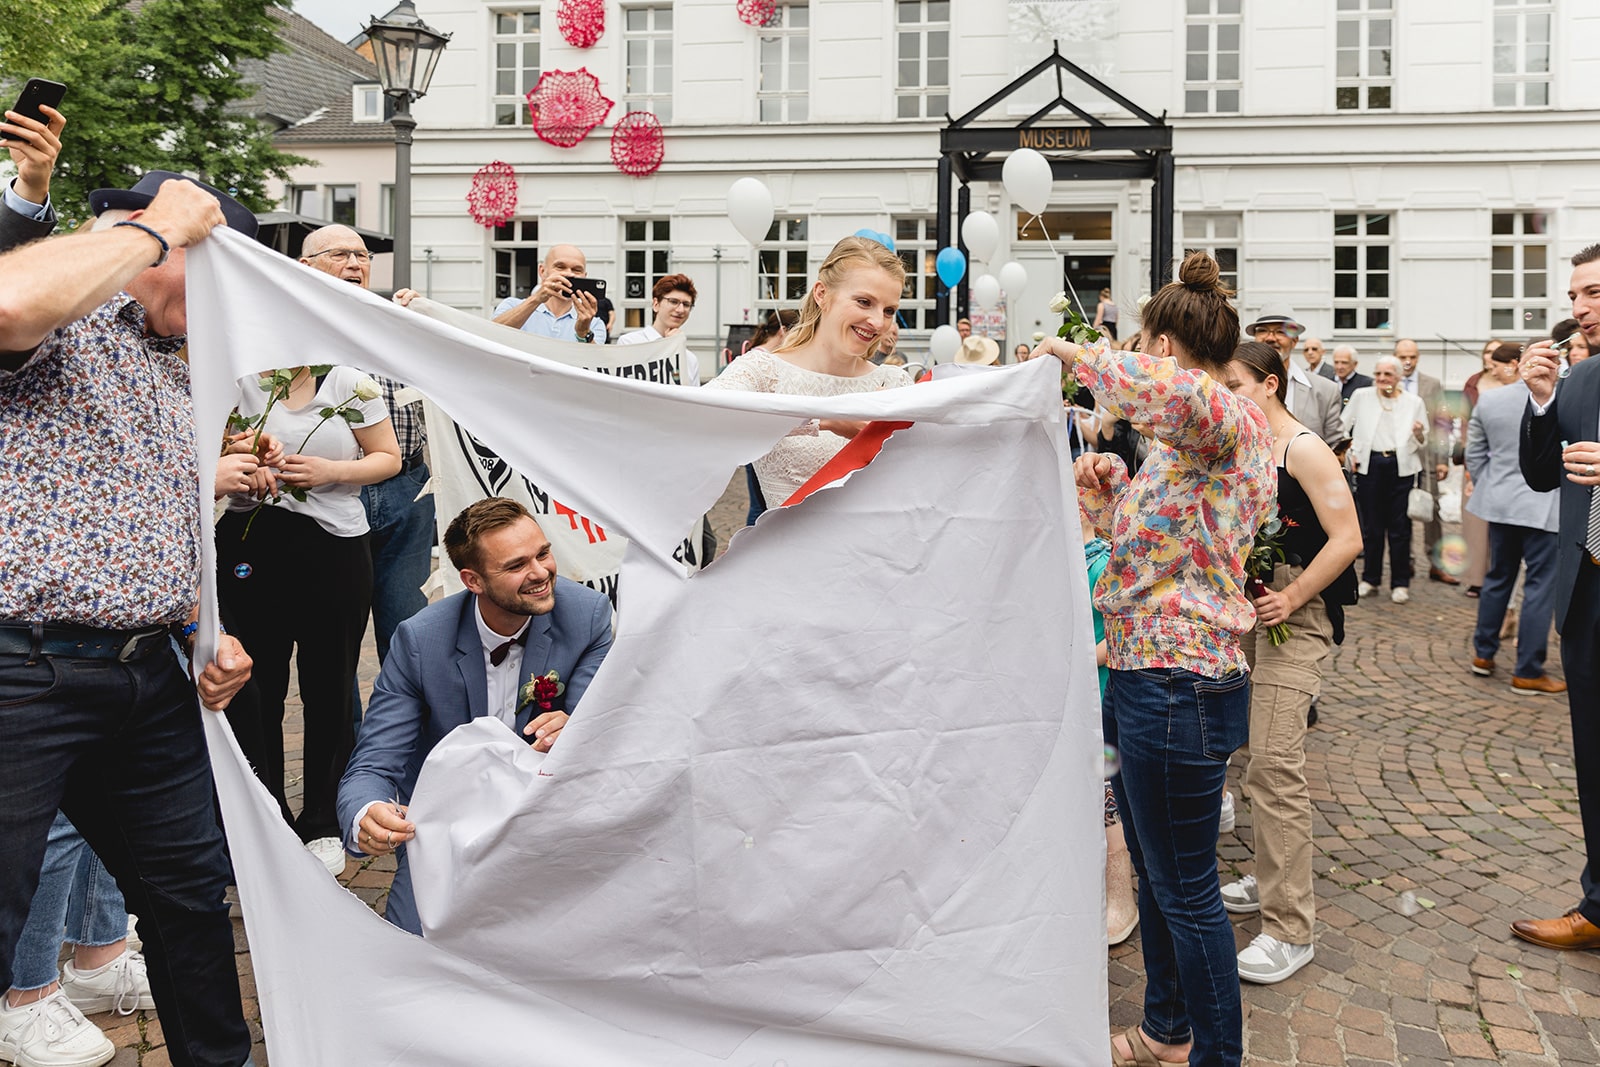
top-left (1032, 331), bottom-right (1046, 342)
top-left (1047, 292), bottom-right (1071, 314)
top-left (352, 375), bottom-right (383, 402)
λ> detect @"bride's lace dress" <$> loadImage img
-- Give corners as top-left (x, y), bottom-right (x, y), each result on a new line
top-left (705, 349), bottom-right (912, 506)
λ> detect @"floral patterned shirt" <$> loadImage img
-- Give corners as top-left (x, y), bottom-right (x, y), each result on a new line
top-left (0, 295), bottom-right (200, 628)
top-left (1074, 344), bottom-right (1276, 678)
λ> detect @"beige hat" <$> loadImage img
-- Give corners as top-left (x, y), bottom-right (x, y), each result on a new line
top-left (955, 335), bottom-right (1000, 365)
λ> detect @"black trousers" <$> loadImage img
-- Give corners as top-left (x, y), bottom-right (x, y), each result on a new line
top-left (1560, 558), bottom-right (1600, 927)
top-left (0, 647), bottom-right (249, 1066)
top-left (215, 506), bottom-right (372, 841)
top-left (1356, 454), bottom-right (1415, 590)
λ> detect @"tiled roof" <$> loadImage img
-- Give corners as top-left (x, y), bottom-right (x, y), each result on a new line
top-left (235, 7), bottom-right (382, 137)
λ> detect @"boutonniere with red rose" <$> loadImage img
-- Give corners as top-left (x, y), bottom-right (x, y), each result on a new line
top-left (518, 670), bottom-right (566, 714)
top-left (1245, 516), bottom-right (1298, 647)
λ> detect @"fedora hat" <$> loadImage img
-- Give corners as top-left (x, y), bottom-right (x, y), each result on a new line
top-left (1244, 302), bottom-right (1304, 337)
top-left (90, 170), bottom-right (259, 239)
top-left (954, 335), bottom-right (1000, 365)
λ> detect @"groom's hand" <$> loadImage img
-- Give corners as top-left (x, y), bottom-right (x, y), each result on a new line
top-left (356, 802), bottom-right (414, 855)
top-left (524, 710), bottom-right (569, 753)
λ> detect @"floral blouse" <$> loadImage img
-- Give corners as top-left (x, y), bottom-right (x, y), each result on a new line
top-left (1074, 344), bottom-right (1276, 678)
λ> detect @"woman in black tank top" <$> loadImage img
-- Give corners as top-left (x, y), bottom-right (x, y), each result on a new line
top-left (1211, 341), bottom-right (1363, 985)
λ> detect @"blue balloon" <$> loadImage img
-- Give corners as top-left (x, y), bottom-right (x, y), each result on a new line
top-left (935, 246), bottom-right (967, 288)
top-left (876, 231), bottom-right (896, 251)
top-left (852, 227), bottom-right (896, 252)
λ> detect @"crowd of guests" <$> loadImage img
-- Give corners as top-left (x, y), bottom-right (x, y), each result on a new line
top-left (4, 96), bottom-right (1599, 1067)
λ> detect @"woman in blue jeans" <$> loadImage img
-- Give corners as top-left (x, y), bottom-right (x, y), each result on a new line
top-left (1037, 252), bottom-right (1275, 1066)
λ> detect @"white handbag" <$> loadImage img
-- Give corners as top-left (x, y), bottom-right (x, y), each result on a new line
top-left (1407, 486), bottom-right (1435, 523)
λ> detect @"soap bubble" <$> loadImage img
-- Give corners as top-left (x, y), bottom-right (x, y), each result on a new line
top-left (1433, 533), bottom-right (1468, 577)
top-left (1398, 890), bottom-right (1420, 916)
top-left (1100, 744), bottom-right (1121, 778)
top-left (1525, 311), bottom-right (1534, 321)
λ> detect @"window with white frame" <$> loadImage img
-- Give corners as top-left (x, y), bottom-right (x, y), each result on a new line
top-left (493, 11), bottom-right (541, 126)
top-left (1335, 0), bottom-right (1392, 111)
top-left (1493, 0), bottom-right (1551, 108)
top-left (1182, 213), bottom-right (1241, 306)
top-left (621, 218), bottom-right (672, 332)
top-left (1184, 0), bottom-right (1241, 115)
top-left (286, 185), bottom-right (316, 216)
top-left (756, 216), bottom-right (809, 321)
top-left (491, 219), bottom-right (539, 304)
top-left (893, 217), bottom-right (938, 330)
top-left (328, 185), bottom-right (357, 226)
top-left (1490, 212), bottom-right (1550, 332)
top-left (380, 184), bottom-right (395, 235)
top-left (353, 83), bottom-right (383, 122)
top-left (757, 3), bottom-right (808, 123)
top-left (286, 184), bottom-right (356, 224)
top-left (895, 1), bottom-right (949, 120)
top-left (624, 6), bottom-right (673, 124)
top-left (1332, 213), bottom-right (1392, 332)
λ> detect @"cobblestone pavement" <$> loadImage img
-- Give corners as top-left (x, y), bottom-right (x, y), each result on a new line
top-left (107, 498), bottom-right (1599, 1064)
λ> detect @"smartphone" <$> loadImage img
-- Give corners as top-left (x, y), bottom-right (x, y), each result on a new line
top-left (0, 79), bottom-right (67, 141)
top-left (567, 277), bottom-right (607, 300)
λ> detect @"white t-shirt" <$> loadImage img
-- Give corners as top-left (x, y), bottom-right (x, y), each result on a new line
top-left (226, 365), bottom-right (390, 537)
top-left (616, 325), bottom-right (701, 386)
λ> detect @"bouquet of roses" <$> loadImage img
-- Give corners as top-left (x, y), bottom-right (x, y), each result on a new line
top-left (1244, 516), bottom-right (1296, 646)
top-left (1049, 291), bottom-right (1106, 405)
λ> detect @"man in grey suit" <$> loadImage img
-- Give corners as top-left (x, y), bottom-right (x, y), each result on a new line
top-left (337, 497), bottom-right (613, 935)
top-left (1245, 305), bottom-right (1344, 447)
top-left (1395, 337), bottom-right (1459, 584)
top-left (1302, 336), bottom-right (1336, 381)
top-left (1465, 347), bottom-right (1563, 694)
top-left (0, 102), bottom-right (64, 248)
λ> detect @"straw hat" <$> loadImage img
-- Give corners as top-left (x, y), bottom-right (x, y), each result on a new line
top-left (954, 335), bottom-right (1000, 365)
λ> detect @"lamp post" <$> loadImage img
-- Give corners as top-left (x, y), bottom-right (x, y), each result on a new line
top-left (363, 0), bottom-right (451, 291)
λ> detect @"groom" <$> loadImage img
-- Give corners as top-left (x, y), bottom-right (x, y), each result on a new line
top-left (336, 497), bottom-right (613, 934)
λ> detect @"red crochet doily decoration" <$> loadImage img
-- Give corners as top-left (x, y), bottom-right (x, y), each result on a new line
top-left (466, 161), bottom-right (518, 229)
top-left (610, 111), bottom-right (664, 177)
top-left (556, 0), bottom-right (604, 48)
top-left (525, 68), bottom-right (614, 148)
top-left (736, 0), bottom-right (778, 27)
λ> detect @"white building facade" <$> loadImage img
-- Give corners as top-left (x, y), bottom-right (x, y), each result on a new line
top-left (405, 0), bottom-right (1600, 385)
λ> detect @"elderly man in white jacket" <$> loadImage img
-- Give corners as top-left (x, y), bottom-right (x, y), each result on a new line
top-left (1341, 355), bottom-right (1428, 603)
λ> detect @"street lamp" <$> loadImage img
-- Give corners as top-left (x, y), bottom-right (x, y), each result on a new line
top-left (363, 0), bottom-right (451, 290)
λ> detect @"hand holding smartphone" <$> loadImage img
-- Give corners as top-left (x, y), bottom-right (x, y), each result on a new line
top-left (0, 79), bottom-right (67, 142)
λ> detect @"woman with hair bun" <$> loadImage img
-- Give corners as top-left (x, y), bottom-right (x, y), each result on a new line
top-left (705, 236), bottom-right (911, 507)
top-left (1034, 252), bottom-right (1275, 1067)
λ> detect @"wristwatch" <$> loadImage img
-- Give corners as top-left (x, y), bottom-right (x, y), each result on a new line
top-left (579, 330), bottom-right (595, 343)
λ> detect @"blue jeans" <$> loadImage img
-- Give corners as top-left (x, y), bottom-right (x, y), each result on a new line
top-left (1473, 522), bottom-right (1558, 679)
top-left (0, 645), bottom-right (250, 1066)
top-left (1106, 666), bottom-right (1249, 1067)
top-left (10, 812), bottom-right (129, 990)
top-left (743, 463), bottom-right (767, 526)
top-left (360, 460), bottom-right (435, 664)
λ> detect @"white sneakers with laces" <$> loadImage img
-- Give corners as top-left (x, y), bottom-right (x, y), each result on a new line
top-left (306, 837), bottom-right (347, 876)
top-left (1220, 874), bottom-right (1260, 914)
top-left (0, 989), bottom-right (114, 1067)
top-left (61, 950), bottom-right (154, 1016)
top-left (1391, 587), bottom-right (1411, 604)
top-left (1236, 932), bottom-right (1315, 984)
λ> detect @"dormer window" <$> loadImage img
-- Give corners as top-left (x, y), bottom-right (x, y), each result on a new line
top-left (353, 82), bottom-right (383, 122)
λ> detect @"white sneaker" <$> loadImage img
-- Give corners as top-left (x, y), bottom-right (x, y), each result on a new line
top-left (1358, 580), bottom-right (1375, 598)
top-left (306, 837), bottom-right (347, 876)
top-left (61, 950), bottom-right (154, 1016)
top-left (1219, 791), bottom-right (1236, 834)
top-left (0, 989), bottom-right (114, 1067)
top-left (1221, 873), bottom-right (1260, 914)
top-left (122, 914), bottom-right (140, 954)
top-left (1391, 586), bottom-right (1410, 604)
top-left (1236, 932), bottom-right (1315, 984)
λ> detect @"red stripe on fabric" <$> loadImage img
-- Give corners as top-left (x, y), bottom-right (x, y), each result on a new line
top-left (781, 421), bottom-right (914, 507)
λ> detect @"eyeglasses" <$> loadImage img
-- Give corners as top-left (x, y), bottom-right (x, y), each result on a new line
top-left (1250, 323), bottom-right (1300, 340)
top-left (306, 248), bottom-right (371, 264)
top-left (660, 297), bottom-right (694, 310)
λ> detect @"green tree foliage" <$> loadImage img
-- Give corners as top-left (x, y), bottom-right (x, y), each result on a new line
top-left (12, 0), bottom-right (306, 224)
top-left (0, 0), bottom-right (102, 76)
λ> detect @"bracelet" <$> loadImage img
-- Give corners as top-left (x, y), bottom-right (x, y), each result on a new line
top-left (112, 220), bottom-right (170, 268)
top-left (173, 620), bottom-right (226, 646)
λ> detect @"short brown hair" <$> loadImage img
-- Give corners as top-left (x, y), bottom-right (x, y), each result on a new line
top-left (1139, 251), bottom-right (1239, 370)
top-left (1572, 244), bottom-right (1600, 268)
top-left (444, 497), bottom-right (535, 572)
top-left (1491, 342), bottom-right (1522, 365)
top-left (1230, 340), bottom-right (1289, 403)
top-left (652, 273), bottom-right (697, 302)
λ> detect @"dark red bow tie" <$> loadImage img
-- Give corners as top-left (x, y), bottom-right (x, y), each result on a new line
top-left (489, 630), bottom-right (527, 667)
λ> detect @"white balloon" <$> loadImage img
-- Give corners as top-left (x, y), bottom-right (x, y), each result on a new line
top-left (727, 177), bottom-right (774, 247)
top-left (929, 324), bottom-right (961, 363)
top-left (972, 274), bottom-right (1001, 310)
top-left (960, 211), bottom-right (1000, 264)
top-left (1002, 148), bottom-right (1053, 217)
top-left (998, 261), bottom-right (1028, 297)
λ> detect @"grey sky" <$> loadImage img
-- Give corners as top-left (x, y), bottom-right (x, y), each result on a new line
top-left (291, 0), bottom-right (380, 45)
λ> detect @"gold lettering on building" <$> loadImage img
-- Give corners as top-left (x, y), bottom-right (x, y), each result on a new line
top-left (1017, 128), bottom-right (1094, 151)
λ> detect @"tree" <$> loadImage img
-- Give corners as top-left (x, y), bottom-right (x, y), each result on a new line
top-left (24, 0), bottom-right (307, 224)
top-left (0, 0), bottom-right (102, 79)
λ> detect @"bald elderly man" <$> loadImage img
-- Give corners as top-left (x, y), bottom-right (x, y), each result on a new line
top-left (491, 243), bottom-right (606, 344)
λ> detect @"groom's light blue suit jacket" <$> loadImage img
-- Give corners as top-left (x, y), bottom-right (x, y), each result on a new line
top-left (336, 581), bottom-right (612, 934)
